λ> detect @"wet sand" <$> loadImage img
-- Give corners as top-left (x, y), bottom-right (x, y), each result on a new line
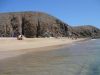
top-left (0, 38), bottom-right (95, 75)
top-left (0, 39), bottom-right (99, 75)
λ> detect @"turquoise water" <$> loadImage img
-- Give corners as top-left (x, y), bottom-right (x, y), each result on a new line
top-left (0, 39), bottom-right (100, 75)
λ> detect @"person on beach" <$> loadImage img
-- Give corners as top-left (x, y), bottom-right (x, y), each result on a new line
top-left (17, 35), bottom-right (23, 40)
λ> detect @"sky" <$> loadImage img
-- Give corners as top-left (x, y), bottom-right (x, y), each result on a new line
top-left (0, 0), bottom-right (100, 28)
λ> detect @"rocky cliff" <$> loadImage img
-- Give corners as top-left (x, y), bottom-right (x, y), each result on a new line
top-left (0, 12), bottom-right (69, 37)
top-left (0, 11), bottom-right (100, 38)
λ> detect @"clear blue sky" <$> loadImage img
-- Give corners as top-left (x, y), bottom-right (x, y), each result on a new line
top-left (0, 0), bottom-right (100, 28)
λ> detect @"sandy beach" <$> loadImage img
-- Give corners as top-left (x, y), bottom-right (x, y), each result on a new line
top-left (0, 38), bottom-right (99, 75)
top-left (0, 37), bottom-right (85, 60)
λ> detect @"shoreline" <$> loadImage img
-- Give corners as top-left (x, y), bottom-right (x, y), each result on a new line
top-left (0, 38), bottom-right (88, 60)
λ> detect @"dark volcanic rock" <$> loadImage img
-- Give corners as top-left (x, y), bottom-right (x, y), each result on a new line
top-left (0, 12), bottom-right (69, 37)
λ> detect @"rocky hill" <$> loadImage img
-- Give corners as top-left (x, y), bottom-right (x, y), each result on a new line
top-left (0, 11), bottom-right (69, 37)
top-left (68, 25), bottom-right (100, 38)
top-left (0, 11), bottom-right (100, 38)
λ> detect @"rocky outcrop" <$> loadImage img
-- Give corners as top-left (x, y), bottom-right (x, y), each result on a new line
top-left (0, 11), bottom-right (100, 38)
top-left (68, 25), bottom-right (100, 38)
top-left (0, 12), bottom-right (69, 37)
